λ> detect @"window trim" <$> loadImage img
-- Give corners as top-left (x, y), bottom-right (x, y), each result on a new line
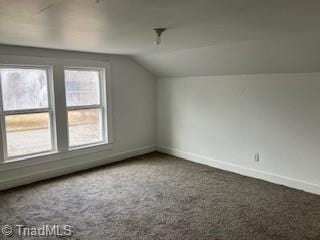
top-left (0, 55), bottom-right (113, 168)
top-left (0, 65), bottom-right (57, 161)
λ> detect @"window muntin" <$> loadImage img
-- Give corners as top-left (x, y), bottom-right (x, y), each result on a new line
top-left (64, 68), bottom-right (106, 148)
top-left (0, 66), bottom-right (56, 160)
top-left (0, 61), bottom-right (110, 163)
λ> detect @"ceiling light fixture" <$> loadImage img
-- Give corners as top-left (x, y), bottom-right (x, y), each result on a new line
top-left (153, 28), bottom-right (166, 46)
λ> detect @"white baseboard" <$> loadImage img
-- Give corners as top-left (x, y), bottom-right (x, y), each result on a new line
top-left (157, 145), bottom-right (320, 195)
top-left (0, 145), bottom-right (156, 191)
top-left (2, 144), bottom-right (319, 196)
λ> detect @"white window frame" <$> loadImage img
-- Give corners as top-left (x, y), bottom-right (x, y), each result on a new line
top-left (0, 65), bottom-right (57, 161)
top-left (0, 55), bottom-right (113, 170)
top-left (65, 67), bottom-right (108, 149)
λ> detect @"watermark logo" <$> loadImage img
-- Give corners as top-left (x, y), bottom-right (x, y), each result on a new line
top-left (1, 224), bottom-right (73, 237)
top-left (1, 225), bottom-right (13, 236)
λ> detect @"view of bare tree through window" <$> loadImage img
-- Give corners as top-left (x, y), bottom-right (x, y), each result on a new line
top-left (0, 68), bottom-right (52, 157)
top-left (65, 69), bottom-right (103, 147)
top-left (1, 68), bottom-right (48, 111)
top-left (65, 70), bottom-right (100, 106)
top-left (0, 67), bottom-right (105, 158)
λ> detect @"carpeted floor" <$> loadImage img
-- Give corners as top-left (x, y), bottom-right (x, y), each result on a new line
top-left (0, 152), bottom-right (319, 240)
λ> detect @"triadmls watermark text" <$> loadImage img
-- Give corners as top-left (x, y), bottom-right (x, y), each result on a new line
top-left (1, 224), bottom-right (73, 237)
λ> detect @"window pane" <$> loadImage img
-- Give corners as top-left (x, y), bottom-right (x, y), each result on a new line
top-left (68, 109), bottom-right (103, 147)
top-left (5, 113), bottom-right (52, 157)
top-left (1, 68), bottom-right (49, 111)
top-left (65, 69), bottom-right (101, 106)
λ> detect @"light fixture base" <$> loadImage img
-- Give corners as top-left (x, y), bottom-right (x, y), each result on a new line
top-left (154, 28), bottom-right (166, 36)
top-left (153, 28), bottom-right (166, 46)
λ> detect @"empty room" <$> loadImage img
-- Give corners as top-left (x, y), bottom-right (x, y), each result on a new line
top-left (0, 0), bottom-right (319, 239)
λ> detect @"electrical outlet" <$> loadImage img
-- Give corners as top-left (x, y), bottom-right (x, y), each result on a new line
top-left (254, 153), bottom-right (260, 162)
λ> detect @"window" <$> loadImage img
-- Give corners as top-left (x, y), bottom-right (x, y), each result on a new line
top-left (65, 68), bottom-right (106, 147)
top-left (0, 67), bottom-right (56, 159)
top-left (0, 58), bottom-right (111, 164)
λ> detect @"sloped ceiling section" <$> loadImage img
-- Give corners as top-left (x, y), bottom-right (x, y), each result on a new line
top-left (1, 0), bottom-right (320, 77)
top-left (133, 35), bottom-right (320, 77)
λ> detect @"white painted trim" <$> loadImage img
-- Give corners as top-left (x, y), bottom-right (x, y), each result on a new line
top-left (0, 55), bottom-right (110, 68)
top-left (0, 143), bottom-right (113, 172)
top-left (157, 145), bottom-right (320, 195)
top-left (2, 144), bottom-right (319, 195)
top-left (0, 55), bottom-right (114, 167)
top-left (0, 145), bottom-right (156, 191)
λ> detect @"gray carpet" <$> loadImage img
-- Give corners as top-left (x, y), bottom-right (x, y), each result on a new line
top-left (0, 152), bottom-right (319, 240)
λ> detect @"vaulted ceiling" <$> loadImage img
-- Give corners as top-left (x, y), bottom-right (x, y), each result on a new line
top-left (1, 0), bottom-right (320, 77)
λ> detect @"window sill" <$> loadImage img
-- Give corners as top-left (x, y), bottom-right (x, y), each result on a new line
top-left (0, 142), bottom-right (113, 172)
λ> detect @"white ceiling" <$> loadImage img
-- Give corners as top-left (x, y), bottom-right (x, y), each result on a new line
top-left (0, 0), bottom-right (320, 55)
top-left (133, 35), bottom-right (320, 77)
top-left (1, 0), bottom-right (320, 76)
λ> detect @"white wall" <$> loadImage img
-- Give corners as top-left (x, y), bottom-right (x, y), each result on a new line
top-left (0, 45), bottom-right (156, 190)
top-left (2, 45), bottom-right (320, 196)
top-left (157, 73), bottom-right (320, 195)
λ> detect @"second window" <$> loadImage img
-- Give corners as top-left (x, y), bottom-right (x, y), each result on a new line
top-left (64, 68), bottom-right (106, 148)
